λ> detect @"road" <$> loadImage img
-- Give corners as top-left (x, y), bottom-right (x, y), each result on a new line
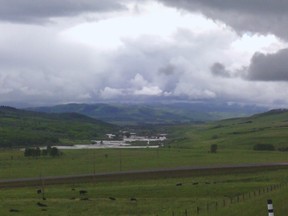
top-left (1, 162), bottom-right (288, 188)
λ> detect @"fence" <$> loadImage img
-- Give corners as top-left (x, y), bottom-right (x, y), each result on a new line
top-left (166, 182), bottom-right (287, 216)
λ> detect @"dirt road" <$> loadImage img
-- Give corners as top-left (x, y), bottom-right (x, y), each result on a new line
top-left (1, 163), bottom-right (287, 188)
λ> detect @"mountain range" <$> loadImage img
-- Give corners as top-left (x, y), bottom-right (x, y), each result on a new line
top-left (27, 102), bottom-right (267, 125)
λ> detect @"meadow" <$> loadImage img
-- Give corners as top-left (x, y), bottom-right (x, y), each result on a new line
top-left (1, 148), bottom-right (288, 179)
top-left (1, 109), bottom-right (288, 215)
top-left (0, 167), bottom-right (288, 215)
top-left (0, 147), bottom-right (288, 215)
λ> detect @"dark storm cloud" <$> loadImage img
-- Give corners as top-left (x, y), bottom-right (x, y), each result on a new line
top-left (0, 0), bottom-right (126, 23)
top-left (210, 62), bottom-right (231, 78)
top-left (158, 64), bottom-right (176, 76)
top-left (159, 0), bottom-right (288, 40)
top-left (247, 49), bottom-right (288, 81)
top-left (160, 0), bottom-right (288, 14)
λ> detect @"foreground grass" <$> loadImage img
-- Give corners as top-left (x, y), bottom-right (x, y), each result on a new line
top-left (1, 148), bottom-right (288, 179)
top-left (0, 168), bottom-right (287, 215)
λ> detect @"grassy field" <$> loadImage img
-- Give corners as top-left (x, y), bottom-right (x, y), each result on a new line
top-left (167, 110), bottom-right (288, 151)
top-left (0, 167), bottom-right (288, 215)
top-left (1, 109), bottom-right (288, 215)
top-left (1, 148), bottom-right (288, 179)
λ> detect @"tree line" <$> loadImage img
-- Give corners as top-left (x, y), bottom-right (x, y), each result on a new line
top-left (24, 146), bottom-right (62, 157)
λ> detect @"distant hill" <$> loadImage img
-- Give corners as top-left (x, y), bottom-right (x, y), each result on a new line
top-left (27, 102), bottom-right (266, 125)
top-left (168, 108), bottom-right (288, 151)
top-left (0, 106), bottom-right (115, 148)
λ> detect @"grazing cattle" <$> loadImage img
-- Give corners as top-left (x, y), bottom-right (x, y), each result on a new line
top-left (176, 183), bottom-right (182, 186)
top-left (37, 189), bottom-right (42, 194)
top-left (79, 190), bottom-right (88, 195)
top-left (130, 198), bottom-right (137, 202)
top-left (109, 197), bottom-right (116, 201)
top-left (37, 202), bottom-right (47, 207)
top-left (193, 182), bottom-right (199, 185)
top-left (9, 209), bottom-right (20, 212)
top-left (71, 188), bottom-right (75, 191)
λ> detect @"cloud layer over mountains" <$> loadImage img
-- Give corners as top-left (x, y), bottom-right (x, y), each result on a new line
top-left (0, 0), bottom-right (288, 107)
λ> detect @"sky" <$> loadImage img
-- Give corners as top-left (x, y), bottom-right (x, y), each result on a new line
top-left (1, 0), bottom-right (288, 107)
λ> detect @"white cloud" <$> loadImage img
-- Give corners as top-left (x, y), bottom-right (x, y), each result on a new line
top-left (134, 86), bottom-right (163, 96)
top-left (0, 0), bottom-right (288, 107)
top-left (100, 87), bottom-right (125, 99)
top-left (60, 1), bottom-right (224, 50)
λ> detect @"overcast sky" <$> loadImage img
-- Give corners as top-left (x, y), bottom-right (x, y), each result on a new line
top-left (1, 0), bottom-right (288, 107)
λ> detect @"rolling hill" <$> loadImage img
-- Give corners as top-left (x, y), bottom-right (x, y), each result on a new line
top-left (27, 102), bottom-right (266, 125)
top-left (168, 108), bottom-right (288, 151)
top-left (0, 106), bottom-right (116, 148)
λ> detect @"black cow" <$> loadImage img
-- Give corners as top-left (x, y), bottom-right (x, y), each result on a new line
top-left (9, 209), bottom-right (20, 212)
top-left (109, 197), bottom-right (116, 201)
top-left (37, 202), bottom-right (47, 207)
top-left (79, 190), bottom-right (88, 195)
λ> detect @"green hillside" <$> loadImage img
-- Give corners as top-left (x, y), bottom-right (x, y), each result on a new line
top-left (168, 109), bottom-right (288, 151)
top-left (0, 106), bottom-right (115, 148)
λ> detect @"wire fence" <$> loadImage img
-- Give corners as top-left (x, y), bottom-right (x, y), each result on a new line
top-left (165, 182), bottom-right (288, 216)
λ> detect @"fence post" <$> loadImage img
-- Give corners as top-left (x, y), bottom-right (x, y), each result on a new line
top-left (267, 199), bottom-right (274, 216)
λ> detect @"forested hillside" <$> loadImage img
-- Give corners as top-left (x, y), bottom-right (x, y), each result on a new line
top-left (0, 106), bottom-right (115, 147)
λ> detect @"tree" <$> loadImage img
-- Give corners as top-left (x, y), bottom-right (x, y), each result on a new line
top-left (210, 144), bottom-right (218, 153)
top-left (24, 146), bottom-right (62, 157)
top-left (124, 132), bottom-right (131, 138)
top-left (34, 147), bottom-right (41, 157)
top-left (50, 147), bottom-right (60, 157)
top-left (24, 148), bottom-right (32, 157)
top-left (42, 149), bottom-right (48, 156)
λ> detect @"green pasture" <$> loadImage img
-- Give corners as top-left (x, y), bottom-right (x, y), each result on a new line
top-left (0, 167), bottom-right (288, 215)
top-left (1, 109), bottom-right (288, 215)
top-left (0, 148), bottom-right (288, 179)
top-left (167, 111), bottom-right (288, 151)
